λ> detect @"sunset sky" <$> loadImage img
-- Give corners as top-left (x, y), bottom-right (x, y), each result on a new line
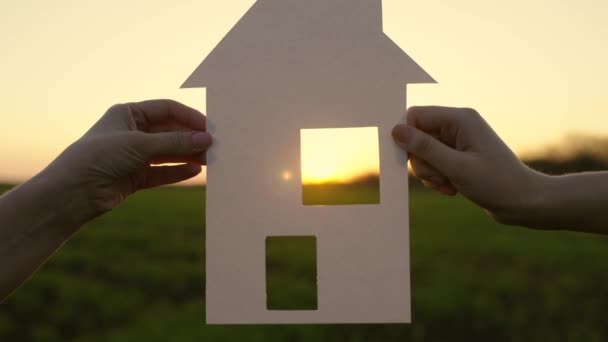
top-left (301, 127), bottom-right (379, 184)
top-left (1, 0), bottom-right (607, 185)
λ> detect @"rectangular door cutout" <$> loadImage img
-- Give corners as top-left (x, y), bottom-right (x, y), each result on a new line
top-left (300, 127), bottom-right (380, 205)
top-left (266, 236), bottom-right (318, 310)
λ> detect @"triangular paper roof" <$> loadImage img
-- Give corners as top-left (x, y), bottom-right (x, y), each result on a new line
top-left (183, 0), bottom-right (434, 88)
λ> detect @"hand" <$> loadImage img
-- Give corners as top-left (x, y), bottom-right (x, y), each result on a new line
top-left (44, 100), bottom-right (212, 222)
top-left (0, 100), bottom-right (211, 301)
top-left (392, 106), bottom-right (546, 225)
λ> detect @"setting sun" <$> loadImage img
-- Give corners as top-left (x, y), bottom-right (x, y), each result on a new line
top-left (300, 127), bottom-right (380, 185)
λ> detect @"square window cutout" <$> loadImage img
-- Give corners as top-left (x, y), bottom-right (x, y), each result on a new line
top-left (300, 127), bottom-right (380, 206)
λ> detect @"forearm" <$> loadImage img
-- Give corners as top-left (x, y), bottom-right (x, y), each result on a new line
top-left (517, 172), bottom-right (608, 233)
top-left (0, 169), bottom-right (92, 301)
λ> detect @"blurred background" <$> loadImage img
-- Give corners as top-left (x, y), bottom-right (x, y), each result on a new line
top-left (1, 0), bottom-right (608, 341)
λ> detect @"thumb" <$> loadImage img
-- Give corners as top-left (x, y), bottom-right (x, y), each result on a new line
top-left (135, 131), bottom-right (212, 159)
top-left (392, 124), bottom-right (459, 174)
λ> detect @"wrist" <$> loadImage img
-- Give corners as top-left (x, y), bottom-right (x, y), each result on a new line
top-left (494, 170), bottom-right (578, 230)
top-left (34, 167), bottom-right (100, 230)
top-left (519, 172), bottom-right (560, 229)
top-left (488, 168), bottom-right (556, 228)
top-left (527, 173), bottom-right (608, 232)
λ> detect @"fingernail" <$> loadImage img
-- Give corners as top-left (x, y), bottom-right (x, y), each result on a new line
top-left (192, 132), bottom-right (212, 151)
top-left (392, 124), bottom-right (412, 144)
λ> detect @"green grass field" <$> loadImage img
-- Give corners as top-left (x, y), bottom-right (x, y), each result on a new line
top-left (2, 184), bottom-right (608, 341)
top-left (303, 182), bottom-right (380, 205)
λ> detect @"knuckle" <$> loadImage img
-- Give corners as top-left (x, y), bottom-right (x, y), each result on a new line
top-left (460, 107), bottom-right (480, 121)
top-left (108, 102), bottom-right (126, 111)
top-left (171, 132), bottom-right (190, 151)
top-left (106, 103), bottom-right (128, 117)
top-left (164, 99), bottom-right (180, 108)
top-left (104, 103), bottom-right (133, 125)
top-left (406, 106), bottom-right (419, 116)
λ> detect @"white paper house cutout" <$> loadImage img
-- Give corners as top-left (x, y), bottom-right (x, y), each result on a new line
top-left (183, 0), bottom-right (434, 324)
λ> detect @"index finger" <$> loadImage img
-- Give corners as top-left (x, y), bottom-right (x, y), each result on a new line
top-left (406, 106), bottom-right (462, 132)
top-left (130, 99), bottom-right (206, 131)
